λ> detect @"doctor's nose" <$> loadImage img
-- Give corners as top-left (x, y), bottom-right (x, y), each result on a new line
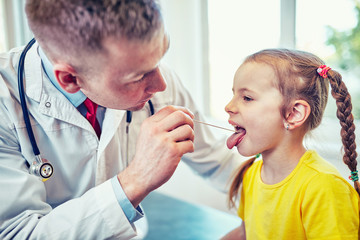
top-left (145, 67), bottom-right (167, 94)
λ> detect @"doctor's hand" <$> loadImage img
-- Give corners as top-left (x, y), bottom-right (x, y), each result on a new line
top-left (117, 105), bottom-right (195, 207)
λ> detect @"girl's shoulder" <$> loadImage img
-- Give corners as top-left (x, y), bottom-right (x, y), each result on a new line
top-left (246, 158), bottom-right (262, 174)
top-left (301, 150), bottom-right (358, 198)
top-left (301, 150), bottom-right (341, 175)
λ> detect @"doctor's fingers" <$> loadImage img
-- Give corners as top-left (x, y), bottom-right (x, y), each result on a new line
top-left (158, 110), bottom-right (194, 132)
top-left (174, 139), bottom-right (195, 155)
top-left (166, 125), bottom-right (194, 155)
top-left (168, 123), bottom-right (195, 143)
top-left (151, 105), bottom-right (194, 122)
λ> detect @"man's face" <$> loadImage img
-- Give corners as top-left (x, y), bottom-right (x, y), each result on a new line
top-left (76, 29), bottom-right (169, 111)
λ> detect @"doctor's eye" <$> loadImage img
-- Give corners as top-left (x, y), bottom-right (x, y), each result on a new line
top-left (132, 76), bottom-right (145, 84)
top-left (133, 70), bottom-right (154, 84)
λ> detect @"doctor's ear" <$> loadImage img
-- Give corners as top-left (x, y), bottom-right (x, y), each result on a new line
top-left (284, 100), bottom-right (311, 130)
top-left (53, 63), bottom-right (81, 93)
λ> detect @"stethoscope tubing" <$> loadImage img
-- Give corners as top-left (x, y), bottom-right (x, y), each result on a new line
top-left (18, 38), bottom-right (40, 156)
top-left (126, 100), bottom-right (154, 124)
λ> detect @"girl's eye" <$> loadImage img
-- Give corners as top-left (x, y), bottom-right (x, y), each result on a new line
top-left (243, 96), bottom-right (253, 102)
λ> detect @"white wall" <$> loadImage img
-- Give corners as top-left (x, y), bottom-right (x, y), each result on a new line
top-left (156, 0), bottom-right (237, 215)
top-left (160, 0), bottom-right (209, 114)
top-left (1, 0), bottom-right (32, 50)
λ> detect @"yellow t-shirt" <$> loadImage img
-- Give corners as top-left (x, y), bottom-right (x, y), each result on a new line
top-left (238, 150), bottom-right (359, 240)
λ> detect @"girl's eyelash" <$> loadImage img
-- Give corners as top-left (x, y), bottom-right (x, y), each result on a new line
top-left (243, 96), bottom-right (253, 101)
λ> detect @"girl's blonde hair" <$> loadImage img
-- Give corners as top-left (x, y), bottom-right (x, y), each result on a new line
top-left (229, 49), bottom-right (359, 208)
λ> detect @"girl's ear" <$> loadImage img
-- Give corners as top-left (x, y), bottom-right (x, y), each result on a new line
top-left (284, 100), bottom-right (311, 130)
top-left (53, 63), bottom-right (81, 93)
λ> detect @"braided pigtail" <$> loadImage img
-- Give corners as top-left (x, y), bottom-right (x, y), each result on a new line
top-left (326, 70), bottom-right (360, 195)
top-left (228, 156), bottom-right (257, 208)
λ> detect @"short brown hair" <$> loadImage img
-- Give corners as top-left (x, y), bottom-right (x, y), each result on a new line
top-left (26, 0), bottom-right (163, 63)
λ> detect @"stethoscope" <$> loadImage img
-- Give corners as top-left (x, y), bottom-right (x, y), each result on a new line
top-left (18, 38), bottom-right (155, 180)
top-left (18, 38), bottom-right (53, 181)
top-left (125, 101), bottom-right (155, 166)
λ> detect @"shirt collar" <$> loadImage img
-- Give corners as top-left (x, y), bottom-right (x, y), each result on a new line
top-left (38, 47), bottom-right (86, 107)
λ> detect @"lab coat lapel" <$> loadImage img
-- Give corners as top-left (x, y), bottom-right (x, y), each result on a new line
top-left (95, 109), bottom-right (125, 184)
top-left (37, 92), bottom-right (91, 128)
top-left (98, 109), bottom-right (124, 156)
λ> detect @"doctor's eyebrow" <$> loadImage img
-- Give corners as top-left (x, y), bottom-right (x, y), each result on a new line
top-left (137, 67), bottom-right (158, 78)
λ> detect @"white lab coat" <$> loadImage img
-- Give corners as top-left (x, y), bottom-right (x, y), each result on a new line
top-left (0, 42), bottom-right (242, 239)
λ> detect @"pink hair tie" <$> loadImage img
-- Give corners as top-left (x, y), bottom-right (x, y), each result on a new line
top-left (317, 65), bottom-right (331, 79)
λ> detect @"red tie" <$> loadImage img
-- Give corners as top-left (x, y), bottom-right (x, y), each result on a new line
top-left (83, 98), bottom-right (101, 138)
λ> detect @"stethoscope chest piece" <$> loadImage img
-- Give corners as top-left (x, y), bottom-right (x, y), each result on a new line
top-left (29, 155), bottom-right (53, 182)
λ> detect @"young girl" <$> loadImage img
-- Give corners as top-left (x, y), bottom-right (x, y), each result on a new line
top-left (222, 49), bottom-right (360, 239)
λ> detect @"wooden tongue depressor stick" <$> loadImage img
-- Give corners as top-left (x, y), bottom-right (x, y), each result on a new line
top-left (193, 119), bottom-right (235, 132)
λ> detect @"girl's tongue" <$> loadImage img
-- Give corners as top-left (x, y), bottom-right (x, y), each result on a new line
top-left (226, 129), bottom-right (246, 149)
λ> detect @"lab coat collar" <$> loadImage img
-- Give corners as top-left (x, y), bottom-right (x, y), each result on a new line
top-left (38, 47), bottom-right (86, 107)
top-left (24, 42), bottom-right (87, 126)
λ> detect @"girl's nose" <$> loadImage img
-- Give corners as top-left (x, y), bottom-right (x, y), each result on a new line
top-left (225, 99), bottom-right (237, 115)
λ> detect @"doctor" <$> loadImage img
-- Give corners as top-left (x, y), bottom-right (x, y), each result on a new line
top-left (0, 0), bottom-right (242, 239)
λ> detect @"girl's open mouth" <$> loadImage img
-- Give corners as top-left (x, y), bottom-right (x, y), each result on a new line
top-left (226, 127), bottom-right (246, 149)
